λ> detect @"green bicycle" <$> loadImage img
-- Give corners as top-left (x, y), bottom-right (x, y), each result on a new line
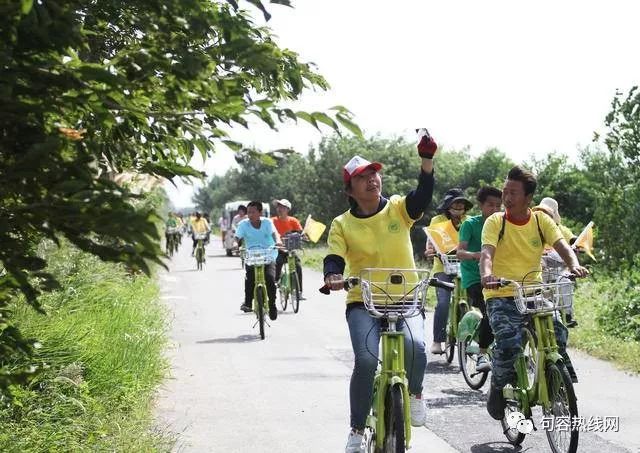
top-left (439, 253), bottom-right (470, 363)
top-left (323, 268), bottom-right (453, 452)
top-left (193, 232), bottom-right (207, 270)
top-left (496, 272), bottom-right (580, 453)
top-left (278, 232), bottom-right (304, 313)
top-left (245, 247), bottom-right (277, 340)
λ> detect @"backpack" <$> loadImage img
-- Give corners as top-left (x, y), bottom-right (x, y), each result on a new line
top-left (497, 211), bottom-right (545, 245)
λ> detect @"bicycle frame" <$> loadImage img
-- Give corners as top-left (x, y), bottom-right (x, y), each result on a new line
top-left (252, 263), bottom-right (268, 314)
top-left (369, 317), bottom-right (412, 449)
top-left (507, 312), bottom-right (563, 415)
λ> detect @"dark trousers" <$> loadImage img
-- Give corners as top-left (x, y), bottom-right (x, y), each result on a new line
top-left (466, 283), bottom-right (494, 349)
top-left (244, 263), bottom-right (277, 307)
top-left (275, 250), bottom-right (303, 292)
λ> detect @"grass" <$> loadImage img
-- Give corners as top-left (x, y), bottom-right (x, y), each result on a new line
top-left (302, 246), bottom-right (639, 374)
top-left (570, 279), bottom-right (640, 374)
top-left (0, 242), bottom-right (172, 452)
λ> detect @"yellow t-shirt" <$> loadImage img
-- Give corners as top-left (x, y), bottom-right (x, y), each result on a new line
top-left (429, 214), bottom-right (467, 274)
top-left (192, 218), bottom-right (210, 234)
top-left (482, 210), bottom-right (563, 299)
top-left (327, 196), bottom-right (417, 304)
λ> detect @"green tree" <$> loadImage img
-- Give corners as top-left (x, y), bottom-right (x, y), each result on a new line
top-left (0, 0), bottom-right (359, 390)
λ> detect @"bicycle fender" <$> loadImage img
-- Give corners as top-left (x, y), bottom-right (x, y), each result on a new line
top-left (457, 309), bottom-right (482, 342)
top-left (545, 352), bottom-right (563, 365)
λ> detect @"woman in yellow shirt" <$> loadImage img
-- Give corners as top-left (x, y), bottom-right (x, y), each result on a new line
top-left (425, 188), bottom-right (472, 354)
top-left (323, 129), bottom-right (438, 452)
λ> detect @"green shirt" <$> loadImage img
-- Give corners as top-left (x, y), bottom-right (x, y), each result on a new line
top-left (458, 215), bottom-right (484, 289)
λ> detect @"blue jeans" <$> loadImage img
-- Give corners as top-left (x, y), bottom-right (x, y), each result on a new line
top-left (346, 305), bottom-right (427, 430)
top-left (433, 272), bottom-right (454, 342)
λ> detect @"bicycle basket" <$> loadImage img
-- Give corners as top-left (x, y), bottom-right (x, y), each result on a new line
top-left (193, 232), bottom-right (207, 240)
top-left (359, 268), bottom-right (429, 319)
top-left (513, 276), bottom-right (574, 315)
top-left (166, 227), bottom-right (179, 235)
top-left (440, 254), bottom-right (460, 276)
top-left (283, 233), bottom-right (302, 251)
top-left (244, 248), bottom-right (275, 266)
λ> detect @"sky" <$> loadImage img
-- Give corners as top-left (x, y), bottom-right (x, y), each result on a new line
top-left (166, 0), bottom-right (640, 208)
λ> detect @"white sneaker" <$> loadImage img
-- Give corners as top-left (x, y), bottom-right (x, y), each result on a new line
top-left (345, 430), bottom-right (365, 453)
top-left (409, 394), bottom-right (427, 427)
top-left (476, 354), bottom-right (492, 372)
top-left (430, 342), bottom-right (444, 354)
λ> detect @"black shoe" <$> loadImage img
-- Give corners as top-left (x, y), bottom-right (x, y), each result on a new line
top-left (240, 304), bottom-right (252, 313)
top-left (567, 367), bottom-right (579, 384)
top-left (566, 314), bottom-right (578, 328)
top-left (269, 304), bottom-right (278, 320)
top-left (487, 382), bottom-right (506, 420)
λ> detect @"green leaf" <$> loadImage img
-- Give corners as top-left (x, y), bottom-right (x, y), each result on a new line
top-left (296, 111), bottom-right (320, 131)
top-left (21, 0), bottom-right (34, 14)
top-left (222, 140), bottom-right (243, 151)
top-left (312, 112), bottom-right (340, 133)
top-left (336, 113), bottom-right (363, 138)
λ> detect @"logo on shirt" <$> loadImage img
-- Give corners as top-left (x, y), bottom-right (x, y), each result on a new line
top-left (531, 238), bottom-right (542, 247)
top-left (388, 220), bottom-right (400, 234)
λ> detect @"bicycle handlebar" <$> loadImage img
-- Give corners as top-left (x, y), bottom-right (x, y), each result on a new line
top-left (319, 276), bottom-right (454, 295)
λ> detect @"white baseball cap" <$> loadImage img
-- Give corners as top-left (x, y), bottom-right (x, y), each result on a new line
top-left (275, 198), bottom-right (292, 210)
top-left (343, 155), bottom-right (382, 184)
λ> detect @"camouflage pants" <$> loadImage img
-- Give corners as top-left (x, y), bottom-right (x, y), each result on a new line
top-left (487, 297), bottom-right (574, 389)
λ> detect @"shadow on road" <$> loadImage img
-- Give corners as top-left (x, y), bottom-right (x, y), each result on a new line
top-left (426, 360), bottom-right (461, 375)
top-left (470, 442), bottom-right (525, 452)
top-left (196, 334), bottom-right (261, 344)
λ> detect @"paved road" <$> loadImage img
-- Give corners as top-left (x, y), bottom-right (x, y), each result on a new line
top-left (155, 239), bottom-right (640, 453)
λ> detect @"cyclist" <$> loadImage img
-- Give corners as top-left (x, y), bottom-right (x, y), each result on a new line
top-left (533, 197), bottom-right (580, 327)
top-left (425, 188), bottom-right (472, 355)
top-left (165, 212), bottom-right (179, 252)
top-left (191, 212), bottom-right (210, 257)
top-left (456, 186), bottom-right (503, 371)
top-left (479, 166), bottom-right (588, 421)
top-left (235, 201), bottom-right (282, 320)
top-left (231, 205), bottom-right (248, 231)
top-left (323, 128), bottom-right (437, 453)
top-left (271, 199), bottom-right (305, 299)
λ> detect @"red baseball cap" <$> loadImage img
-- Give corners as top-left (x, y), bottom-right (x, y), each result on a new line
top-left (343, 155), bottom-right (383, 184)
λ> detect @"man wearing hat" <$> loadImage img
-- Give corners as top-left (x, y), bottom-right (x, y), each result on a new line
top-left (426, 188), bottom-right (473, 355)
top-left (533, 197), bottom-right (579, 327)
top-left (272, 199), bottom-right (305, 299)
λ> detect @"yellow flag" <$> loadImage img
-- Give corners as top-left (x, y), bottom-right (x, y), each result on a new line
top-left (574, 221), bottom-right (596, 261)
top-left (425, 220), bottom-right (459, 254)
top-left (303, 215), bottom-right (327, 243)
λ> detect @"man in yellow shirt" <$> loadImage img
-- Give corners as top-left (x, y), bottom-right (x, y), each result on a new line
top-left (479, 166), bottom-right (588, 420)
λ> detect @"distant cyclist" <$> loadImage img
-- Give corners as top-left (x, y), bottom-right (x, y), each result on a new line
top-left (456, 186), bottom-right (503, 371)
top-left (271, 199), bottom-right (305, 299)
top-left (191, 212), bottom-right (210, 256)
top-left (236, 201), bottom-right (282, 320)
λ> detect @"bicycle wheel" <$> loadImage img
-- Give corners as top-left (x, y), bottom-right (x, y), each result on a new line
top-left (458, 339), bottom-right (488, 390)
top-left (256, 286), bottom-right (266, 340)
top-left (278, 274), bottom-right (289, 311)
top-left (383, 384), bottom-right (405, 453)
top-left (522, 328), bottom-right (537, 390)
top-left (445, 304), bottom-right (465, 364)
top-left (291, 272), bottom-right (300, 314)
top-left (196, 246), bottom-right (203, 270)
top-left (501, 402), bottom-right (526, 445)
top-left (544, 362), bottom-right (579, 453)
